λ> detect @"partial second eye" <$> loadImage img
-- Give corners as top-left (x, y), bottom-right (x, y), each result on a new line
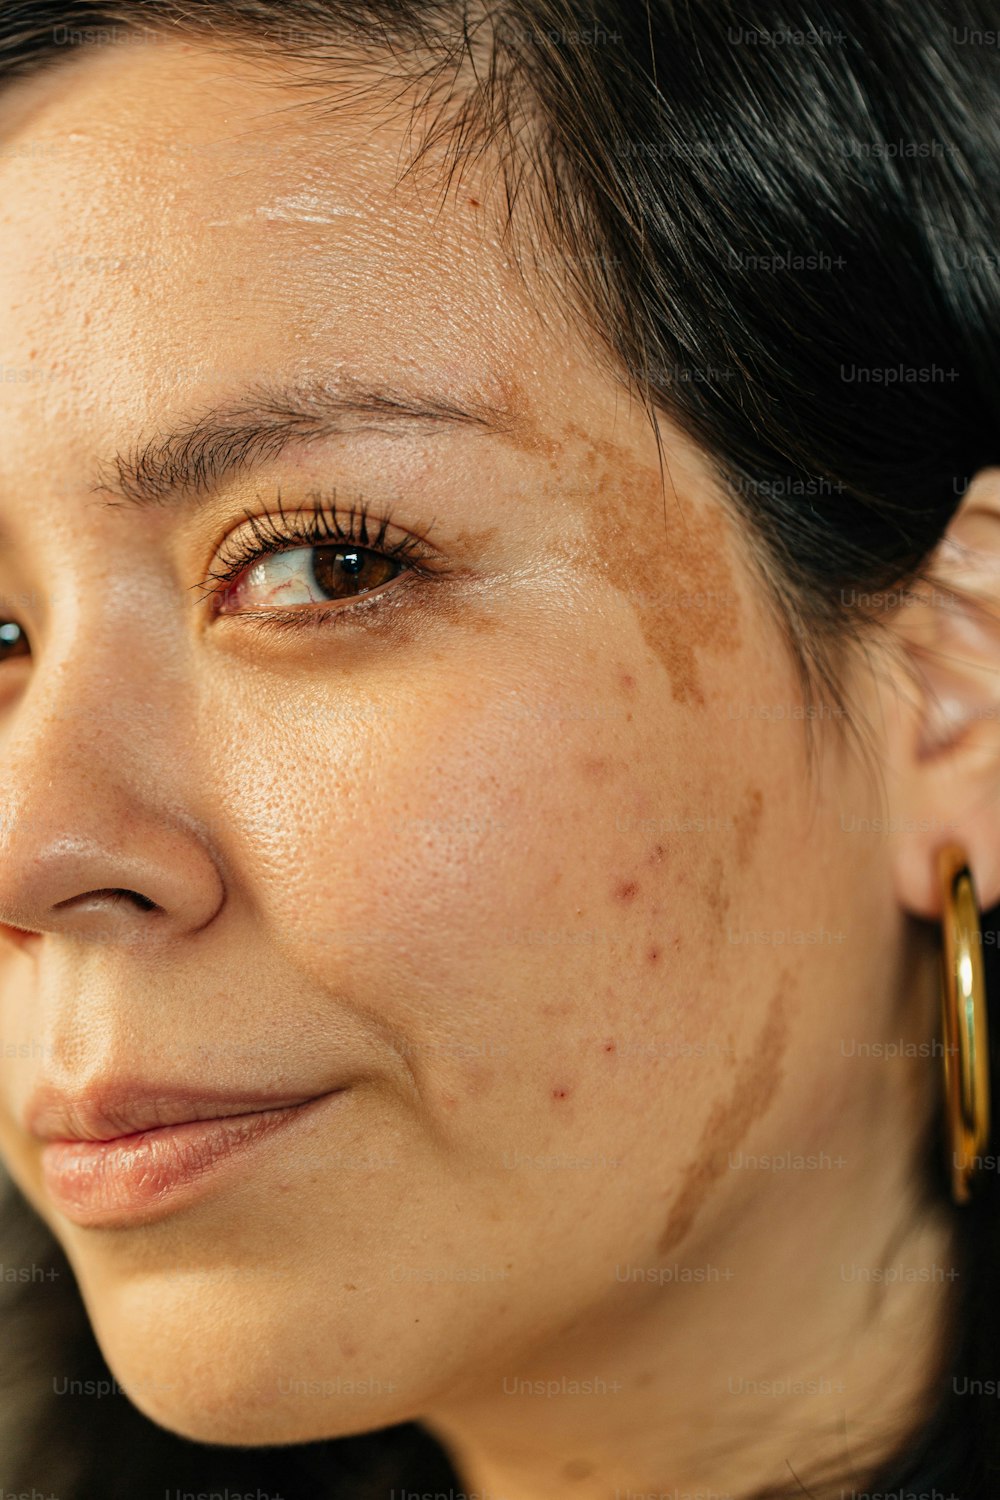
top-left (215, 544), bottom-right (404, 613)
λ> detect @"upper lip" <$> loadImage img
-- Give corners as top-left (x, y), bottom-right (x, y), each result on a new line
top-left (25, 1081), bottom-right (340, 1143)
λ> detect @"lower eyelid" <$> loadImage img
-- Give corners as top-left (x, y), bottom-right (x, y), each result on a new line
top-left (212, 566), bottom-right (443, 637)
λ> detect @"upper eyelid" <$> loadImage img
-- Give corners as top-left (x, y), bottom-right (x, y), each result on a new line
top-left (191, 496), bottom-right (445, 612)
top-left (211, 492), bottom-right (443, 567)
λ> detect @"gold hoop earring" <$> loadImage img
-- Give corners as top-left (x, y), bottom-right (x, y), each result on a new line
top-left (938, 843), bottom-right (991, 1205)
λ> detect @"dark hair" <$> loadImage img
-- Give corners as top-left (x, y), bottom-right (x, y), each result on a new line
top-left (0, 1), bottom-right (997, 1495)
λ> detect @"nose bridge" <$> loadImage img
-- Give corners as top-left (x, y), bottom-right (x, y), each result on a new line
top-left (0, 595), bottom-right (224, 941)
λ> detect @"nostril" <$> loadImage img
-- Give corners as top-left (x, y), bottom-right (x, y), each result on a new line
top-left (54, 888), bottom-right (159, 913)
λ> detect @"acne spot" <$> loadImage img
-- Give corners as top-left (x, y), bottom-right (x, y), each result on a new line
top-left (647, 843), bottom-right (665, 866)
top-left (603, 1040), bottom-right (616, 1053)
top-left (734, 786), bottom-right (764, 868)
top-left (619, 670), bottom-right (637, 693)
top-left (647, 946), bottom-right (662, 965)
top-left (616, 880), bottom-right (640, 903)
top-left (656, 973), bottom-right (791, 1256)
top-left (551, 1086), bottom-right (572, 1101)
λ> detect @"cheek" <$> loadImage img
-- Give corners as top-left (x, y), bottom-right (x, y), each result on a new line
top-left (185, 495), bottom-right (812, 1224)
top-left (191, 641), bottom-right (735, 1107)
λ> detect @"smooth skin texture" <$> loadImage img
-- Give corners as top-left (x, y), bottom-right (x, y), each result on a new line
top-left (1, 36), bottom-right (999, 1500)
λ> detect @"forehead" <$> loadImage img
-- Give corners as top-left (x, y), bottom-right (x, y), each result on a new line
top-left (0, 37), bottom-right (599, 467)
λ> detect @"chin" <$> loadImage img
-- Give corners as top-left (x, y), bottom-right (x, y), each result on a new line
top-left (81, 1279), bottom-right (422, 1448)
top-left (125, 1381), bottom-right (409, 1449)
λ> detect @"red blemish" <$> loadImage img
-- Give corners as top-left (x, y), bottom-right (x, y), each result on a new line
top-left (552, 1087), bottom-right (571, 1100)
top-left (620, 671), bottom-right (637, 692)
top-left (647, 947), bottom-right (662, 964)
top-left (603, 1041), bottom-right (617, 1053)
top-left (616, 880), bottom-right (640, 902)
top-left (648, 844), bottom-right (665, 865)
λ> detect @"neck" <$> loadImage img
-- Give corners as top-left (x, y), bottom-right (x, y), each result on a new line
top-left (421, 1103), bottom-right (958, 1500)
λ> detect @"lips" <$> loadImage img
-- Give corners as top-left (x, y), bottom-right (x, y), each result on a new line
top-left (36, 1090), bottom-right (349, 1228)
top-left (25, 1081), bottom-right (346, 1143)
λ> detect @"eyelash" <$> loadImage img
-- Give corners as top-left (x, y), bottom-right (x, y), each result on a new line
top-left (194, 490), bottom-right (445, 637)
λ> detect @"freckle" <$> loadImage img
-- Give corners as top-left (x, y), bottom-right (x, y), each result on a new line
top-left (563, 1459), bottom-right (595, 1480)
top-left (343, 1284), bottom-right (358, 1292)
top-left (657, 972), bottom-right (791, 1256)
top-left (580, 756), bottom-right (612, 781)
top-left (615, 880), bottom-right (640, 902)
top-left (636, 1371), bottom-right (654, 1388)
top-left (468, 197), bottom-right (480, 206)
top-left (648, 843), bottom-right (665, 866)
top-left (603, 1041), bottom-right (616, 1053)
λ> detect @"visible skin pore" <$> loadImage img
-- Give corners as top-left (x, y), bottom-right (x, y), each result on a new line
top-left (2, 34), bottom-right (999, 1500)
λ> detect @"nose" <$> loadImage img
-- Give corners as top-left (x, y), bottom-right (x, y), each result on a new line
top-left (0, 659), bottom-right (225, 948)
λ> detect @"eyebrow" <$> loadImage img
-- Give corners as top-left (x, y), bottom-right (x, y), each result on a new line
top-left (90, 373), bottom-right (527, 511)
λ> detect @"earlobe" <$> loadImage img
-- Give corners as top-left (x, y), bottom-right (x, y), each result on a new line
top-left (886, 467), bottom-right (1000, 920)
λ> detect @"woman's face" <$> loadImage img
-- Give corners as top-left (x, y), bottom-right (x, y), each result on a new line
top-left (0, 37), bottom-right (929, 1451)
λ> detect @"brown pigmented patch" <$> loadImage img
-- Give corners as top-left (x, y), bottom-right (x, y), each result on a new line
top-left (463, 1063), bottom-right (496, 1098)
top-left (551, 424), bottom-right (743, 705)
top-left (579, 755), bottom-right (613, 781)
top-left (656, 972), bottom-right (791, 1256)
top-left (616, 880), bottom-right (640, 903)
top-left (700, 855), bottom-right (731, 925)
top-left (648, 843), bottom-right (665, 866)
top-left (735, 786), bottom-right (764, 869)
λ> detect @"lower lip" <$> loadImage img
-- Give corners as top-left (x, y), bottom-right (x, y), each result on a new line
top-left (40, 1094), bottom-right (344, 1229)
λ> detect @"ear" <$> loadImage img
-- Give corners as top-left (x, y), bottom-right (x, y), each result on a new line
top-left (884, 467), bottom-right (1000, 920)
